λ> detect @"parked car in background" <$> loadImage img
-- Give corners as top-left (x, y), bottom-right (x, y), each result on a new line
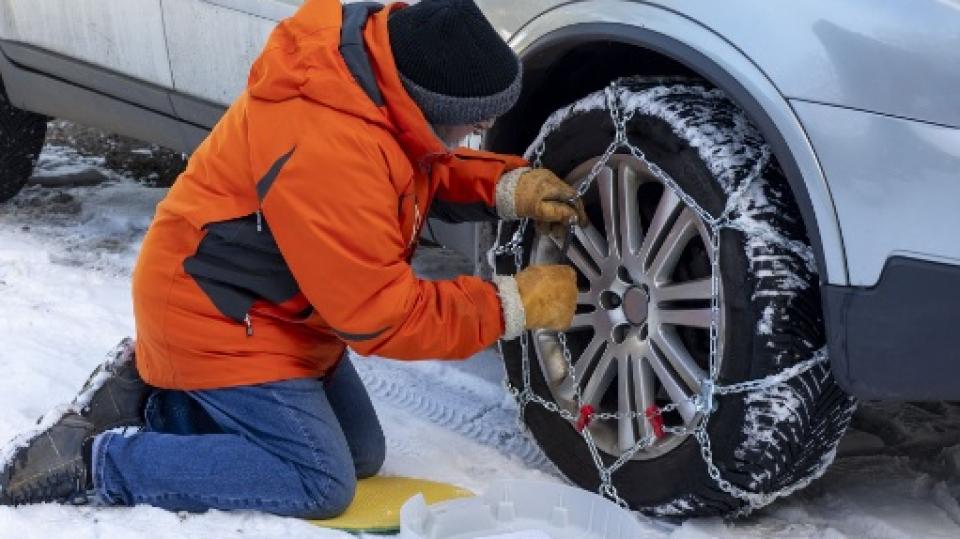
top-left (1, 0), bottom-right (958, 517)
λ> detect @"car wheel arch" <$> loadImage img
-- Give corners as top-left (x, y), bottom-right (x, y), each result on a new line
top-left (488, 16), bottom-right (848, 285)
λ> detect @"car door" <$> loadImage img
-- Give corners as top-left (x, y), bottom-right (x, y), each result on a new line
top-left (160, 0), bottom-right (302, 149)
top-left (161, 0), bottom-right (534, 109)
top-left (161, 0), bottom-right (301, 108)
top-left (0, 0), bottom-right (172, 88)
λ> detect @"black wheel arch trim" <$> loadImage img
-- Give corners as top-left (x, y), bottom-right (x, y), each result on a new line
top-left (824, 256), bottom-right (960, 400)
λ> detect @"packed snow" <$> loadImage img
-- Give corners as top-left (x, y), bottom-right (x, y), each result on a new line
top-left (2, 136), bottom-right (960, 538)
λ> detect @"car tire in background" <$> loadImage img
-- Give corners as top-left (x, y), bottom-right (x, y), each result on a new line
top-left (498, 79), bottom-right (857, 517)
top-left (0, 79), bottom-right (47, 203)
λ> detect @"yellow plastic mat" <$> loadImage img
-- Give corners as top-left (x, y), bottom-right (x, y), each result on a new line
top-left (309, 476), bottom-right (473, 533)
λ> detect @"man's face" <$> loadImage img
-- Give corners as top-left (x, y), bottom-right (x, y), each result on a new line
top-left (433, 119), bottom-right (496, 148)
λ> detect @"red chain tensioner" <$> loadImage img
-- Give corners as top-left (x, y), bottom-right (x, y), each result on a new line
top-left (645, 405), bottom-right (666, 439)
top-left (575, 404), bottom-right (595, 433)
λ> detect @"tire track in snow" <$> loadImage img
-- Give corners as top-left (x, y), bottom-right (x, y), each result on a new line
top-left (352, 355), bottom-right (553, 471)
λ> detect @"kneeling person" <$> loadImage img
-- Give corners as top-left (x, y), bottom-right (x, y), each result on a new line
top-left (0, 0), bottom-right (585, 519)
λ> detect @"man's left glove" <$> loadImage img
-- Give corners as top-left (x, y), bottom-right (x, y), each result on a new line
top-left (493, 264), bottom-right (577, 341)
top-left (496, 168), bottom-right (588, 227)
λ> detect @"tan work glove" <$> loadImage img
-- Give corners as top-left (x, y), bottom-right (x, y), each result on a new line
top-left (496, 168), bottom-right (588, 228)
top-left (493, 265), bottom-right (577, 340)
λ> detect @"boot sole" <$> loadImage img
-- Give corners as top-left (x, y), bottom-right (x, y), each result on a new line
top-left (0, 430), bottom-right (86, 506)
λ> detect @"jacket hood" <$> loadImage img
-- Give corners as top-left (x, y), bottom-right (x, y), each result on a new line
top-left (247, 0), bottom-right (447, 166)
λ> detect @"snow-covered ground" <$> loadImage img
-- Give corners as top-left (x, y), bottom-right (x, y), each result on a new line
top-left (2, 140), bottom-right (960, 538)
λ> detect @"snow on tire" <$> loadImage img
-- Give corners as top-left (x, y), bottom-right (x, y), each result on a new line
top-left (498, 78), bottom-right (857, 517)
top-left (0, 79), bottom-right (47, 204)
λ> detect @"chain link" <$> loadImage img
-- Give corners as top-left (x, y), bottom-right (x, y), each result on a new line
top-left (497, 80), bottom-right (828, 515)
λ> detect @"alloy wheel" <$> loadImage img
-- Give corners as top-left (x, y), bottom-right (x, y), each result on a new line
top-left (530, 154), bottom-right (725, 460)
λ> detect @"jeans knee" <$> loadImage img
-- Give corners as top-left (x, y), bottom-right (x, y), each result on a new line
top-left (354, 431), bottom-right (385, 479)
top-left (296, 466), bottom-right (356, 519)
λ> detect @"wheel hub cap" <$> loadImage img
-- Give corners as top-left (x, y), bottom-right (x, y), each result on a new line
top-left (621, 287), bottom-right (649, 325)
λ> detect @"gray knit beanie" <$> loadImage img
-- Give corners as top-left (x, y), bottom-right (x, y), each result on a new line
top-left (388, 0), bottom-right (523, 125)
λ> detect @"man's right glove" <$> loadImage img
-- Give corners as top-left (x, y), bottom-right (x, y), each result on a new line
top-left (493, 264), bottom-right (578, 340)
top-left (496, 168), bottom-right (588, 228)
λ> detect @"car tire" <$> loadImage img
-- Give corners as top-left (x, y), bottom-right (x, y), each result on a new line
top-left (0, 79), bottom-right (47, 203)
top-left (498, 79), bottom-right (857, 517)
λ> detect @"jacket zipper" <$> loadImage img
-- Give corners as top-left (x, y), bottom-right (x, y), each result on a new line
top-left (408, 198), bottom-right (421, 249)
top-left (243, 307), bottom-right (316, 338)
top-left (244, 314), bottom-right (254, 337)
top-left (250, 205), bottom-right (263, 334)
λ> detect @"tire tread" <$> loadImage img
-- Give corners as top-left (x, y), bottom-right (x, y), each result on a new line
top-left (0, 81), bottom-right (47, 203)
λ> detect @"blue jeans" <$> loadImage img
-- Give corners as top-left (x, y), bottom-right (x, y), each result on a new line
top-left (91, 356), bottom-right (385, 518)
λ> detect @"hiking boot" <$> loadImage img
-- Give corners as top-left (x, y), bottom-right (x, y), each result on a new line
top-left (0, 413), bottom-right (95, 505)
top-left (72, 338), bottom-right (151, 432)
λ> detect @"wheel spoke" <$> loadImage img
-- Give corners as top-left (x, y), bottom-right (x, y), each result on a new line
top-left (575, 334), bottom-right (605, 371)
top-left (646, 345), bottom-right (698, 424)
top-left (577, 291), bottom-right (594, 306)
top-left (567, 245), bottom-right (601, 283)
top-left (617, 356), bottom-right (637, 452)
top-left (557, 334), bottom-right (603, 400)
top-left (546, 226), bottom-right (602, 282)
top-left (581, 347), bottom-right (616, 406)
top-left (597, 167), bottom-right (619, 258)
top-left (632, 353), bottom-right (657, 440)
top-left (534, 331), bottom-right (568, 385)
top-left (652, 325), bottom-right (706, 393)
top-left (618, 161), bottom-right (642, 258)
top-left (574, 225), bottom-right (608, 269)
top-left (638, 187), bottom-right (683, 268)
top-left (569, 312), bottom-right (595, 331)
top-left (656, 278), bottom-right (713, 304)
top-left (658, 305), bottom-right (712, 329)
top-left (649, 209), bottom-right (699, 285)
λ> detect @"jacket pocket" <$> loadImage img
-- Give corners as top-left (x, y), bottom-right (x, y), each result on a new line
top-left (183, 213), bottom-right (302, 336)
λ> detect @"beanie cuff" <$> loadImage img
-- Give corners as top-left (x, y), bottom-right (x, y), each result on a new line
top-left (400, 60), bottom-right (523, 126)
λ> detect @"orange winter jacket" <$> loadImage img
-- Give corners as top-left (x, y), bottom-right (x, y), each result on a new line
top-left (132, 0), bottom-right (526, 390)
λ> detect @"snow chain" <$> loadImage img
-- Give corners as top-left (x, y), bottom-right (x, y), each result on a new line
top-left (493, 82), bottom-right (829, 517)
